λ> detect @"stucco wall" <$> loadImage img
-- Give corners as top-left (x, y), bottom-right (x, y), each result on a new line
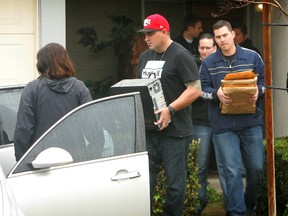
top-left (144, 1), bottom-right (185, 39)
top-left (66, 0), bottom-right (142, 83)
top-left (271, 0), bottom-right (288, 138)
top-left (66, 0), bottom-right (245, 84)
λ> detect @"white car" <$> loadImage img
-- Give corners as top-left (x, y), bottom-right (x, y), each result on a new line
top-left (0, 85), bottom-right (150, 216)
top-left (0, 166), bottom-right (25, 216)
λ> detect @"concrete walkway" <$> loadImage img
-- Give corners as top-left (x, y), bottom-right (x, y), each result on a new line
top-left (202, 173), bottom-right (226, 216)
top-left (202, 173), bottom-right (247, 215)
top-left (202, 202), bottom-right (225, 216)
top-left (201, 203), bottom-right (225, 216)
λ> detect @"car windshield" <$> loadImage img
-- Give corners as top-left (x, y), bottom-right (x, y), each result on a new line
top-left (0, 86), bottom-right (23, 145)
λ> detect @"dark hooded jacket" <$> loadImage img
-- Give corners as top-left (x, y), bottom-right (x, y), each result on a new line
top-left (173, 34), bottom-right (200, 56)
top-left (14, 76), bottom-right (92, 161)
top-left (240, 39), bottom-right (261, 56)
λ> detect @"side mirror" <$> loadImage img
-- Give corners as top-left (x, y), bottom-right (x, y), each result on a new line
top-left (32, 147), bottom-right (73, 169)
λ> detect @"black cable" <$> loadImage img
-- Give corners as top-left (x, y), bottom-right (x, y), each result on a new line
top-left (262, 22), bottom-right (288, 27)
top-left (265, 73), bottom-right (288, 93)
top-left (286, 72), bottom-right (288, 93)
top-left (265, 86), bottom-right (288, 91)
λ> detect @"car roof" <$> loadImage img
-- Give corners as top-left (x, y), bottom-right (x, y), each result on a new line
top-left (0, 84), bottom-right (26, 90)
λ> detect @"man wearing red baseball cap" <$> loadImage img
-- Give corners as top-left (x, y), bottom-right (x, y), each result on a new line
top-left (137, 14), bottom-right (202, 216)
top-left (138, 14), bottom-right (170, 33)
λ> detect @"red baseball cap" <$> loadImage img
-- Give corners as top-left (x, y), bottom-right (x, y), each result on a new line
top-left (138, 14), bottom-right (170, 33)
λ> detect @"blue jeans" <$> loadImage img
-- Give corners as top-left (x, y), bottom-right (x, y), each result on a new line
top-left (191, 125), bottom-right (213, 208)
top-left (213, 126), bottom-right (264, 215)
top-left (146, 132), bottom-right (190, 216)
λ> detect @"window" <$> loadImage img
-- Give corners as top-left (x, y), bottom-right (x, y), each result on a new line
top-left (14, 93), bottom-right (146, 173)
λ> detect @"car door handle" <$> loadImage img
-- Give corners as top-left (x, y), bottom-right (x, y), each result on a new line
top-left (111, 171), bottom-right (141, 181)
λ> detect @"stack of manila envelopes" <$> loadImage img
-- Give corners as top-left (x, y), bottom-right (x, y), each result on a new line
top-left (220, 74), bottom-right (257, 114)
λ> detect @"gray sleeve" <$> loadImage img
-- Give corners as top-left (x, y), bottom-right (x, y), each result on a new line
top-left (76, 80), bottom-right (93, 105)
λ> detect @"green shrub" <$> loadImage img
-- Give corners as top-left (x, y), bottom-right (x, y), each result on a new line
top-left (152, 139), bottom-right (222, 215)
top-left (257, 137), bottom-right (288, 216)
top-left (207, 184), bottom-right (222, 204)
top-left (184, 138), bottom-right (201, 214)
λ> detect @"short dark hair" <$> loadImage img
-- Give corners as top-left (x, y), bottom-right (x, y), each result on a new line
top-left (36, 43), bottom-right (76, 79)
top-left (231, 22), bottom-right (248, 35)
top-left (182, 13), bottom-right (202, 31)
top-left (199, 33), bottom-right (216, 46)
top-left (213, 20), bottom-right (233, 32)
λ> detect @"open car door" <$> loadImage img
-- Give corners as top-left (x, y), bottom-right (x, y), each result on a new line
top-left (7, 92), bottom-right (150, 216)
top-left (0, 85), bottom-right (24, 176)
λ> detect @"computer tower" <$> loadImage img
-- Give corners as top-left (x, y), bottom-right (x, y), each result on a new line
top-left (109, 78), bottom-right (166, 130)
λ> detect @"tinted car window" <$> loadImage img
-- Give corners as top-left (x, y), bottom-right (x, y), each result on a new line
top-left (14, 94), bottom-right (146, 173)
top-left (0, 87), bottom-right (23, 145)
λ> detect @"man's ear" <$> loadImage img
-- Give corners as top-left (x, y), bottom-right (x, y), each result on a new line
top-left (231, 30), bottom-right (236, 38)
top-left (244, 34), bottom-right (248, 40)
top-left (187, 25), bottom-right (194, 31)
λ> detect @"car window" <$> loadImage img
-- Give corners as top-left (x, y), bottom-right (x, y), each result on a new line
top-left (13, 93), bottom-right (146, 173)
top-left (0, 86), bottom-right (23, 145)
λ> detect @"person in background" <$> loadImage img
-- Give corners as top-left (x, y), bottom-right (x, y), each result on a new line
top-left (191, 33), bottom-right (217, 215)
top-left (14, 43), bottom-right (92, 161)
top-left (174, 13), bottom-right (203, 56)
top-left (137, 14), bottom-right (202, 216)
top-left (194, 33), bottom-right (217, 67)
top-left (200, 20), bottom-right (265, 216)
top-left (232, 22), bottom-right (261, 55)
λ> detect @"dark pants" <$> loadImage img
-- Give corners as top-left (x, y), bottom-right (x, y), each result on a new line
top-left (146, 132), bottom-right (190, 216)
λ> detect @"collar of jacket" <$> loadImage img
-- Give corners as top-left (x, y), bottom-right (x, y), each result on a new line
top-left (213, 44), bottom-right (248, 63)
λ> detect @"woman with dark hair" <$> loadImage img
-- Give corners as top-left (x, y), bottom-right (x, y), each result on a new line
top-left (14, 43), bottom-right (92, 161)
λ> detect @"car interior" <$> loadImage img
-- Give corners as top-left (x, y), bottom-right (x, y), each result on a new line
top-left (12, 93), bottom-right (146, 174)
top-left (0, 87), bottom-right (23, 145)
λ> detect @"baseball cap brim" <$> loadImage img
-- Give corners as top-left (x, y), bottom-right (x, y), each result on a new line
top-left (137, 28), bottom-right (158, 33)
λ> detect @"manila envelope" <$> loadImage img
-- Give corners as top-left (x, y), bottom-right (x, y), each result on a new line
top-left (220, 87), bottom-right (257, 114)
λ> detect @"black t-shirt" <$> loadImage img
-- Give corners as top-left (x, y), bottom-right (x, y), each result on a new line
top-left (137, 42), bottom-right (199, 137)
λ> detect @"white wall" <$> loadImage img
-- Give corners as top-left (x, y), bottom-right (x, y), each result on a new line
top-left (38, 0), bottom-right (66, 48)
